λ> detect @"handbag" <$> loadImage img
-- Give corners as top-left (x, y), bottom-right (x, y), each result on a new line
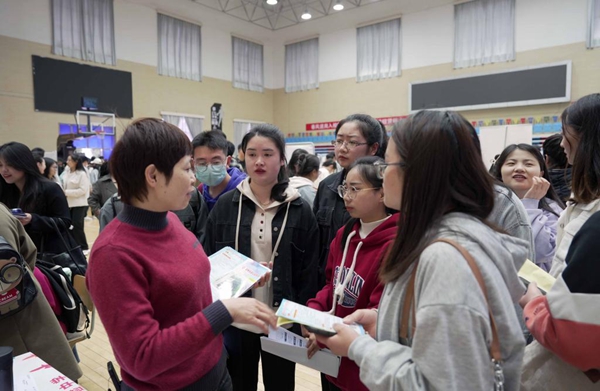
top-left (399, 238), bottom-right (505, 391)
top-left (39, 219), bottom-right (88, 276)
top-left (0, 236), bottom-right (37, 319)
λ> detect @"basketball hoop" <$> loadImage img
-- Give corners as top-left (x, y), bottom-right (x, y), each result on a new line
top-left (95, 130), bottom-right (105, 140)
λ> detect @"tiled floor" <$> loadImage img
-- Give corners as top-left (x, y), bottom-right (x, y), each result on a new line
top-left (78, 217), bottom-right (322, 391)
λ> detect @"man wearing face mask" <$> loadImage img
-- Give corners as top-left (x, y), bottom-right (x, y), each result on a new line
top-left (192, 131), bottom-right (247, 211)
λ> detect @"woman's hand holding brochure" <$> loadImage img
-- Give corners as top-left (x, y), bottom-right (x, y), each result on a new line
top-left (222, 298), bottom-right (277, 334)
top-left (314, 308), bottom-right (379, 357)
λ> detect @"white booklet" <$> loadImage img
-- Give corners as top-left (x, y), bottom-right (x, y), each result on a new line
top-left (260, 327), bottom-right (341, 377)
top-left (275, 299), bottom-right (366, 337)
top-left (209, 247), bottom-right (270, 301)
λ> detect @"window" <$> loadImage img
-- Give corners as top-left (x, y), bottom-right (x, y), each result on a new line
top-left (285, 38), bottom-right (319, 93)
top-left (588, 0), bottom-right (600, 48)
top-left (454, 0), bottom-right (515, 69)
top-left (357, 18), bottom-right (401, 82)
top-left (234, 120), bottom-right (264, 148)
top-left (52, 0), bottom-right (116, 65)
top-left (158, 14), bottom-right (202, 81)
top-left (161, 112), bottom-right (204, 141)
top-left (232, 37), bottom-right (264, 92)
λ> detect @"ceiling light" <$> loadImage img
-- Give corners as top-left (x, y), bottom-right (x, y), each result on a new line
top-left (333, 0), bottom-right (344, 11)
top-left (266, 0), bottom-right (277, 5)
top-left (301, 8), bottom-right (312, 20)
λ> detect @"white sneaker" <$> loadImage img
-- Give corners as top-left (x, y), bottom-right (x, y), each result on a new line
top-left (84, 216), bottom-right (93, 222)
top-left (83, 249), bottom-right (91, 257)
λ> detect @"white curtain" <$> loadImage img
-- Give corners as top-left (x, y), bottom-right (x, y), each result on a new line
top-left (158, 14), bottom-right (202, 82)
top-left (232, 37), bottom-right (264, 92)
top-left (162, 114), bottom-right (204, 140)
top-left (285, 38), bottom-right (319, 93)
top-left (588, 0), bottom-right (600, 48)
top-left (234, 120), bottom-right (263, 148)
top-left (357, 18), bottom-right (401, 82)
top-left (454, 0), bottom-right (515, 69)
top-left (52, 0), bottom-right (116, 65)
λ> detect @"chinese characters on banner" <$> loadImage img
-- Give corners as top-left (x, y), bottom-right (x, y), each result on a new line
top-left (305, 116), bottom-right (408, 131)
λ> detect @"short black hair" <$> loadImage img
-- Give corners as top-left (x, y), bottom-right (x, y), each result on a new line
top-left (542, 133), bottom-right (568, 168)
top-left (110, 118), bottom-right (192, 204)
top-left (227, 141), bottom-right (236, 157)
top-left (192, 130), bottom-right (228, 155)
top-left (31, 147), bottom-right (45, 158)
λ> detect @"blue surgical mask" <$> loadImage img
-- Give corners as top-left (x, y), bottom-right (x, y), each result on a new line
top-left (195, 164), bottom-right (227, 187)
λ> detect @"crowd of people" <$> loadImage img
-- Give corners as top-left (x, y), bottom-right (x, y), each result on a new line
top-left (0, 93), bottom-right (598, 391)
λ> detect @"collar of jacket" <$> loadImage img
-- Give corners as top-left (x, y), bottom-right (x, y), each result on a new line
top-left (231, 189), bottom-right (304, 207)
top-left (326, 171), bottom-right (346, 194)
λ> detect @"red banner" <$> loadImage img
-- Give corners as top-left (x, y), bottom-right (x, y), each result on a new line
top-left (305, 116), bottom-right (407, 131)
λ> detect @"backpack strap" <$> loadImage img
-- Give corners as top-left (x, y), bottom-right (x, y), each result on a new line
top-left (399, 238), bottom-right (502, 365)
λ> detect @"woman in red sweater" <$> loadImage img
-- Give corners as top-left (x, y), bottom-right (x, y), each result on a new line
top-left (87, 118), bottom-right (275, 391)
top-left (305, 156), bottom-right (398, 391)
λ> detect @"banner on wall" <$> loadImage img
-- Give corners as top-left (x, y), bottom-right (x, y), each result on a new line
top-left (211, 103), bottom-right (223, 131)
top-left (305, 116), bottom-right (407, 131)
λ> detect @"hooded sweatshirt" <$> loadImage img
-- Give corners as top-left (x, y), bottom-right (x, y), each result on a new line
top-left (288, 176), bottom-right (317, 206)
top-left (307, 214), bottom-right (399, 391)
top-left (203, 167), bottom-right (247, 210)
top-left (237, 179), bottom-right (300, 310)
top-left (348, 213), bottom-right (528, 391)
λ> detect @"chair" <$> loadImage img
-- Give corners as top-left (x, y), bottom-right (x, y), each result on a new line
top-left (67, 274), bottom-right (95, 347)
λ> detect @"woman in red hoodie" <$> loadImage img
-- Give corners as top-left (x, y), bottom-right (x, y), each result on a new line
top-left (305, 156), bottom-right (398, 391)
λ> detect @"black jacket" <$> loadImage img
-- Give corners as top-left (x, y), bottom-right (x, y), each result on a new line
top-left (313, 171), bottom-right (350, 287)
top-left (19, 180), bottom-right (73, 255)
top-left (205, 188), bottom-right (319, 307)
top-left (88, 175), bottom-right (117, 217)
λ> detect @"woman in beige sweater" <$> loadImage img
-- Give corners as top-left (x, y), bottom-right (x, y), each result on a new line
top-left (63, 153), bottom-right (91, 251)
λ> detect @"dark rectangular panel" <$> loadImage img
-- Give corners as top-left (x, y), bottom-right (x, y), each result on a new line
top-left (32, 55), bottom-right (133, 118)
top-left (411, 64), bottom-right (569, 111)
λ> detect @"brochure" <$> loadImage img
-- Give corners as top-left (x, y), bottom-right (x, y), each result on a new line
top-left (260, 327), bottom-right (341, 377)
top-left (209, 247), bottom-right (270, 301)
top-left (275, 299), bottom-right (366, 337)
top-left (518, 259), bottom-right (556, 294)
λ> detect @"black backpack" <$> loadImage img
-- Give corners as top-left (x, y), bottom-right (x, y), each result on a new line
top-left (36, 260), bottom-right (89, 333)
top-left (0, 236), bottom-right (37, 319)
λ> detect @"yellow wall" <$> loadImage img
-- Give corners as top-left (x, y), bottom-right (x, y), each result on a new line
top-left (273, 42), bottom-right (600, 134)
top-left (0, 35), bottom-right (274, 150)
top-left (2, 34), bottom-right (599, 150)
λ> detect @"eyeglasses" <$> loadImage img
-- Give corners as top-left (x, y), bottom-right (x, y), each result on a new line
top-left (373, 161), bottom-right (406, 179)
top-left (331, 140), bottom-right (368, 150)
top-left (337, 184), bottom-right (381, 200)
top-left (194, 162), bottom-right (224, 173)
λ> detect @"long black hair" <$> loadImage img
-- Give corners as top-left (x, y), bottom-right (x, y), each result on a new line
top-left (241, 124), bottom-right (289, 202)
top-left (492, 144), bottom-right (564, 215)
top-left (0, 142), bottom-right (49, 211)
top-left (287, 148), bottom-right (309, 177)
top-left (296, 153), bottom-right (320, 178)
top-left (381, 111), bottom-right (495, 283)
top-left (69, 153), bottom-right (86, 172)
top-left (561, 93), bottom-right (600, 204)
top-left (43, 157), bottom-right (57, 179)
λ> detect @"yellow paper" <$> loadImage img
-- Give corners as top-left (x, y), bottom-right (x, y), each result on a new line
top-left (518, 259), bottom-right (556, 293)
top-left (277, 317), bottom-right (295, 328)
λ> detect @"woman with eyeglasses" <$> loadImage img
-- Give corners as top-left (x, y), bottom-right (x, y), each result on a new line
top-left (304, 156), bottom-right (398, 391)
top-left (313, 114), bottom-right (386, 295)
top-left (315, 111), bottom-right (527, 390)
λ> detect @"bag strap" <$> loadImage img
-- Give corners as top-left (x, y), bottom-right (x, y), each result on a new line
top-left (399, 238), bottom-right (502, 364)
